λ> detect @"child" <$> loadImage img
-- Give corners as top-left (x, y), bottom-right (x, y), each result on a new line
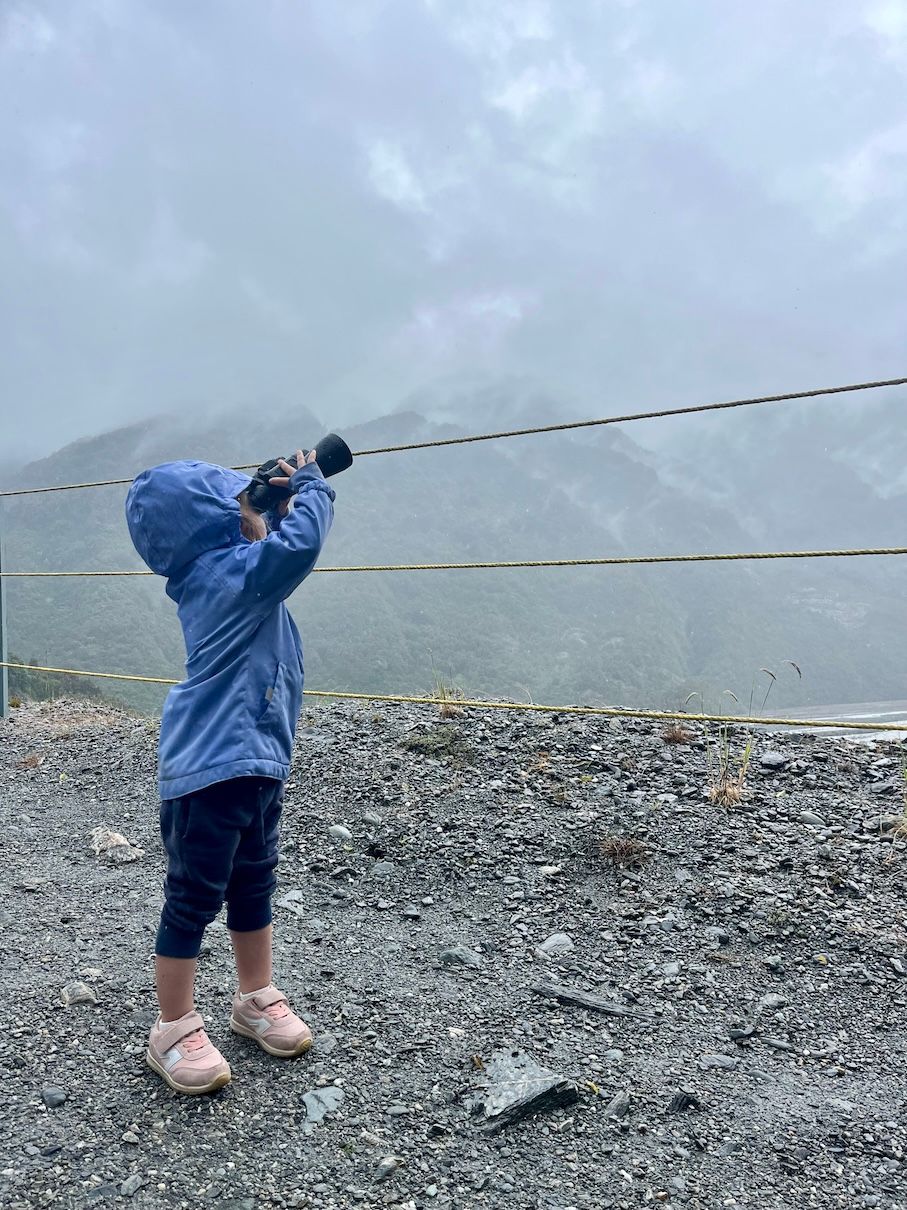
top-left (125, 449), bottom-right (334, 1094)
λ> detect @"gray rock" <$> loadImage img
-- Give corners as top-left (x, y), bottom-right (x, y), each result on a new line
top-left (41, 1086), bottom-right (67, 1109)
top-left (375, 1156), bottom-right (402, 1182)
top-left (468, 1049), bottom-right (579, 1132)
top-left (62, 981), bottom-right (97, 1007)
top-left (276, 891), bottom-right (306, 918)
top-left (699, 1054), bottom-right (738, 1070)
top-left (760, 752), bottom-right (788, 770)
top-left (439, 945), bottom-right (482, 968)
top-left (120, 1175), bottom-right (143, 1198)
top-left (798, 810), bottom-right (826, 827)
top-left (85, 1186), bottom-right (118, 1202)
top-left (704, 926), bottom-right (731, 945)
top-left (328, 824), bottom-right (353, 842)
top-left (535, 932), bottom-right (574, 957)
top-left (763, 1036), bottom-right (797, 1053)
top-left (864, 814), bottom-right (902, 833)
top-left (605, 1090), bottom-right (630, 1118)
top-left (302, 1086), bottom-right (345, 1124)
top-left (530, 982), bottom-right (657, 1020)
top-left (758, 992), bottom-right (788, 1012)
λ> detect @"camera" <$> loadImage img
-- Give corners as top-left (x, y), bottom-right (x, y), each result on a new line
top-left (246, 433), bottom-right (353, 513)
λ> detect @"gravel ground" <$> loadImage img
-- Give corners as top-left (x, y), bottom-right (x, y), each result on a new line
top-left (1, 697), bottom-right (906, 1210)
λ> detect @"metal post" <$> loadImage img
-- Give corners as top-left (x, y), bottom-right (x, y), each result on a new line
top-left (0, 516), bottom-right (8, 718)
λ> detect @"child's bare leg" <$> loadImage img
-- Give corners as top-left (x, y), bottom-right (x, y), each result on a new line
top-left (155, 955), bottom-right (197, 1021)
top-left (230, 924), bottom-right (273, 993)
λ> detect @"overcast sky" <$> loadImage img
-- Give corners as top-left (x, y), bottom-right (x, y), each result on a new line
top-left (2, 0), bottom-right (906, 459)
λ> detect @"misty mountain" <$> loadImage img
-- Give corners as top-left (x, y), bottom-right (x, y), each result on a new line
top-left (3, 396), bottom-right (906, 717)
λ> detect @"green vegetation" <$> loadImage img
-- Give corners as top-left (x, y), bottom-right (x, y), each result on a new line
top-left (6, 653), bottom-right (118, 706)
top-left (401, 725), bottom-right (474, 766)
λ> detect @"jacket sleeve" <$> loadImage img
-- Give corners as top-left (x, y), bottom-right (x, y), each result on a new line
top-left (237, 464), bottom-right (335, 609)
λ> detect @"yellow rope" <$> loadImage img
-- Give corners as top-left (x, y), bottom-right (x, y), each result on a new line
top-left (2, 661), bottom-right (904, 731)
top-left (4, 545), bottom-right (907, 577)
top-left (2, 373), bottom-right (905, 497)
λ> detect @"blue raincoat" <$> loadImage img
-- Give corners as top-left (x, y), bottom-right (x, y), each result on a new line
top-left (125, 460), bottom-right (335, 798)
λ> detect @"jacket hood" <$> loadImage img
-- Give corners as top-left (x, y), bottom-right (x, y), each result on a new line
top-left (125, 460), bottom-right (253, 577)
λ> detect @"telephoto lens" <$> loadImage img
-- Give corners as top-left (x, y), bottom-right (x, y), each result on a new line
top-left (246, 433), bottom-right (353, 513)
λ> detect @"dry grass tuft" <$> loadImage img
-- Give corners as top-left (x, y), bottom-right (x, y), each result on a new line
top-left (708, 767), bottom-right (747, 807)
top-left (592, 834), bottom-right (650, 869)
top-left (433, 674), bottom-right (464, 719)
top-left (662, 722), bottom-right (695, 745)
top-left (704, 949), bottom-right (738, 966)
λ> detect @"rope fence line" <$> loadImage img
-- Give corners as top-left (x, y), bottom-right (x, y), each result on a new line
top-left (327, 374), bottom-right (907, 460)
top-left (5, 545), bottom-right (907, 578)
top-left (2, 374), bottom-right (905, 499)
top-left (2, 661), bottom-right (905, 732)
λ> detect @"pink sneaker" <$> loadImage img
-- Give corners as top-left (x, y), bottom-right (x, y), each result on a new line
top-left (146, 1011), bottom-right (232, 1095)
top-left (230, 986), bottom-right (313, 1057)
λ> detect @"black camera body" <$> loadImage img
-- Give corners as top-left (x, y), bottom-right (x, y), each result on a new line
top-left (246, 432), bottom-right (353, 513)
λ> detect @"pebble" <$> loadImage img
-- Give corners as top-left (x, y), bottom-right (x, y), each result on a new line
top-left (760, 752), bottom-right (788, 769)
top-left (439, 945), bottom-right (482, 967)
top-left (376, 1156), bottom-right (401, 1182)
top-left (799, 810), bottom-right (827, 827)
top-left (41, 1086), bottom-right (67, 1109)
top-left (758, 992), bottom-right (788, 1011)
top-left (328, 824), bottom-right (353, 842)
top-left (699, 1054), bottom-right (738, 1070)
top-left (120, 1175), bottom-right (143, 1198)
top-left (62, 980), bottom-right (97, 1007)
top-left (302, 1086), bottom-right (346, 1123)
top-left (667, 1089), bottom-right (700, 1112)
top-left (704, 926), bottom-right (730, 945)
top-left (536, 932), bottom-right (574, 957)
top-left (863, 814), bottom-right (901, 832)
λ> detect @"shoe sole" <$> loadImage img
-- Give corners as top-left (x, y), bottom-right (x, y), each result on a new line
top-left (145, 1049), bottom-right (232, 1095)
top-left (229, 1016), bottom-right (313, 1058)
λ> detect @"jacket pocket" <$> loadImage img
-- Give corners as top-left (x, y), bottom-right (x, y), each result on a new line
top-left (256, 661), bottom-right (290, 738)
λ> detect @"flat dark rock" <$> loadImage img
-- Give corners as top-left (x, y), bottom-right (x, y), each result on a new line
top-left (469, 1049), bottom-right (579, 1132)
top-left (530, 982), bottom-right (657, 1020)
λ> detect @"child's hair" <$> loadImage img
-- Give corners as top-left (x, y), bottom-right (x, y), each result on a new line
top-left (237, 491), bottom-right (267, 542)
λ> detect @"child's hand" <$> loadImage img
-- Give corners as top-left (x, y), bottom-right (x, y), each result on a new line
top-left (268, 448), bottom-right (319, 489)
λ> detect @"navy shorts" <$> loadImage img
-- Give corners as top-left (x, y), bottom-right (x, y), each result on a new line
top-left (156, 776), bottom-right (284, 960)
